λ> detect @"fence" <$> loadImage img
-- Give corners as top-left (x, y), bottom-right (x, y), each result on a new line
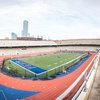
top-left (56, 52), bottom-right (100, 100)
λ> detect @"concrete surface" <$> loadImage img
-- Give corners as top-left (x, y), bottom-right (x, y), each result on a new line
top-left (88, 59), bottom-right (100, 100)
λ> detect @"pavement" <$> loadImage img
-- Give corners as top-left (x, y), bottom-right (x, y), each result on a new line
top-left (88, 58), bottom-right (100, 100)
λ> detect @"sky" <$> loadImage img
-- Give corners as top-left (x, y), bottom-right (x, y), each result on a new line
top-left (0, 0), bottom-right (100, 40)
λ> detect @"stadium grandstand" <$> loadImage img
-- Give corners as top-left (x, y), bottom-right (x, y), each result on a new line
top-left (0, 39), bottom-right (100, 100)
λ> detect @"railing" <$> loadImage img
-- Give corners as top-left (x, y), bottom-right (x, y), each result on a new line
top-left (56, 52), bottom-right (100, 100)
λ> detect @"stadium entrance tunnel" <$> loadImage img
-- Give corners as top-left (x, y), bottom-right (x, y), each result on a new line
top-left (1, 51), bottom-right (90, 80)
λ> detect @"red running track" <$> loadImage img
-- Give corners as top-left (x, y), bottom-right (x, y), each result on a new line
top-left (0, 53), bottom-right (96, 100)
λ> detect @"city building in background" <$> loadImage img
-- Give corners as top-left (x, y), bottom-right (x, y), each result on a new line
top-left (11, 20), bottom-right (44, 41)
top-left (11, 32), bottom-right (17, 39)
top-left (22, 20), bottom-right (29, 37)
top-left (17, 36), bottom-right (43, 41)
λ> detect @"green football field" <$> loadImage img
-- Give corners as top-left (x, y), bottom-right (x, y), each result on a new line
top-left (19, 52), bottom-right (83, 70)
top-left (3, 52), bottom-right (86, 78)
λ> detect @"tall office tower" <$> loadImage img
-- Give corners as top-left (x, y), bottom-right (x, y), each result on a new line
top-left (22, 20), bottom-right (29, 37)
top-left (11, 32), bottom-right (17, 39)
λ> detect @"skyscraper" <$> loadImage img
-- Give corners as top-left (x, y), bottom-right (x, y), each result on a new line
top-left (22, 20), bottom-right (29, 37)
top-left (11, 32), bottom-right (17, 39)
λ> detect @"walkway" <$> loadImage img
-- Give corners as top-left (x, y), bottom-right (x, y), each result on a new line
top-left (88, 58), bottom-right (100, 100)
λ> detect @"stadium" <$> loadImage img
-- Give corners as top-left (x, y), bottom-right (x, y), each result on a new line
top-left (0, 39), bottom-right (100, 100)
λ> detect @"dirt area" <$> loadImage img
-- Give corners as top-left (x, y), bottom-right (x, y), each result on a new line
top-left (88, 59), bottom-right (100, 100)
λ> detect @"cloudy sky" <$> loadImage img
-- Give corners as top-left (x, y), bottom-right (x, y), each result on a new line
top-left (0, 0), bottom-right (100, 40)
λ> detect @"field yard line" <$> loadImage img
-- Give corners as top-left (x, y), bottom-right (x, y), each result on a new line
top-left (10, 60), bottom-right (36, 75)
top-left (0, 90), bottom-right (7, 100)
top-left (9, 54), bottom-right (85, 76)
top-left (37, 54), bottom-right (85, 75)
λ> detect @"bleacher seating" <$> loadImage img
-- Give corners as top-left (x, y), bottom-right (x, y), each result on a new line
top-left (55, 39), bottom-right (100, 45)
top-left (0, 40), bottom-right (57, 47)
top-left (0, 39), bottom-right (99, 57)
top-left (0, 47), bottom-right (57, 56)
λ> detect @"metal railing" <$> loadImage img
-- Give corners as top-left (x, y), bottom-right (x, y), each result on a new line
top-left (56, 52), bottom-right (99, 100)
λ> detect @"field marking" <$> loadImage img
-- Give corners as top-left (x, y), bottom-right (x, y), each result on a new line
top-left (10, 60), bottom-right (37, 75)
top-left (37, 54), bottom-right (85, 75)
top-left (9, 53), bottom-right (85, 76)
top-left (0, 90), bottom-right (7, 100)
top-left (10, 59), bottom-right (47, 74)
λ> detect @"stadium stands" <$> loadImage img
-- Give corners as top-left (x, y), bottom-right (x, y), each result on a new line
top-left (55, 39), bottom-right (100, 45)
top-left (0, 40), bottom-right (57, 47)
top-left (0, 47), bottom-right (57, 56)
top-left (0, 39), bottom-right (99, 57)
top-left (0, 39), bottom-right (99, 99)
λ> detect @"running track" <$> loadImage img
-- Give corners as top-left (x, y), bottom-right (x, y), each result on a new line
top-left (0, 53), bottom-right (96, 100)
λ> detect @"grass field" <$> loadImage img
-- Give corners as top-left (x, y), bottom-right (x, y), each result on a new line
top-left (19, 52), bottom-right (83, 70)
top-left (2, 52), bottom-right (87, 78)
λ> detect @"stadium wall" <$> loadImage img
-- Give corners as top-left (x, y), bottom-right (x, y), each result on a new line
top-left (0, 39), bottom-right (100, 57)
top-left (55, 39), bottom-right (100, 46)
top-left (0, 46), bottom-right (99, 57)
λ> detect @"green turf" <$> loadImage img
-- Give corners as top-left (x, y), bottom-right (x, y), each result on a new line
top-left (19, 52), bottom-right (83, 70)
top-left (3, 60), bottom-right (34, 77)
top-left (2, 52), bottom-right (86, 78)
